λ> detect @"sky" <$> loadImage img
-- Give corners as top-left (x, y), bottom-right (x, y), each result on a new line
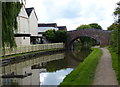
top-left (40, 68), bottom-right (73, 85)
top-left (25, 0), bottom-right (119, 31)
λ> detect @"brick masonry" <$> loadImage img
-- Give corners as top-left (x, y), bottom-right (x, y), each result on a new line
top-left (66, 29), bottom-right (112, 49)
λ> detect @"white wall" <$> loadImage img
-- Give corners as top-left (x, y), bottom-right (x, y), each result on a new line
top-left (29, 9), bottom-right (38, 36)
top-left (21, 66), bottom-right (31, 85)
top-left (19, 66), bottom-right (39, 85)
top-left (16, 5), bottom-right (29, 34)
top-left (15, 5), bottom-right (30, 46)
top-left (31, 69), bottom-right (40, 85)
top-left (17, 17), bottom-right (29, 34)
top-left (22, 37), bottom-right (30, 45)
top-left (15, 37), bottom-right (30, 46)
top-left (15, 37), bottom-right (22, 46)
top-left (18, 5), bottom-right (28, 18)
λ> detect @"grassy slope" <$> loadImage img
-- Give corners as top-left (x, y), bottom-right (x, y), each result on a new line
top-left (60, 48), bottom-right (102, 86)
top-left (108, 48), bottom-right (120, 85)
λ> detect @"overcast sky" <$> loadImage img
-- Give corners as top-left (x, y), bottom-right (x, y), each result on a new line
top-left (25, 0), bottom-right (119, 31)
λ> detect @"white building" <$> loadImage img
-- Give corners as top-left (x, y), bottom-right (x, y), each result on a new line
top-left (26, 7), bottom-right (39, 44)
top-left (15, 5), bottom-right (30, 46)
top-left (38, 23), bottom-right (58, 37)
top-left (15, 5), bottom-right (39, 46)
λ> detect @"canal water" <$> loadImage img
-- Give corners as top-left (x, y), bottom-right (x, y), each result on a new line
top-left (0, 49), bottom-right (91, 86)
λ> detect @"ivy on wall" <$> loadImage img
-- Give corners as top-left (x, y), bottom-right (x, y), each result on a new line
top-left (2, 2), bottom-right (22, 48)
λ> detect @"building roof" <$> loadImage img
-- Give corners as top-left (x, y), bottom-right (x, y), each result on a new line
top-left (57, 26), bottom-right (67, 31)
top-left (25, 7), bottom-right (38, 20)
top-left (38, 23), bottom-right (57, 27)
top-left (25, 7), bottom-right (34, 16)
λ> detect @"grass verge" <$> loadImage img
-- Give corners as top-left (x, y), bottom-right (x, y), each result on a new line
top-left (108, 47), bottom-right (120, 85)
top-left (59, 48), bottom-right (102, 86)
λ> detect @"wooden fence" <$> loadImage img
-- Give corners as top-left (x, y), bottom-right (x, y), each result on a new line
top-left (1, 43), bottom-right (64, 56)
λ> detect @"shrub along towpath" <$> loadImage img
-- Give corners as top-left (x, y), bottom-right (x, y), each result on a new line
top-left (93, 48), bottom-right (118, 85)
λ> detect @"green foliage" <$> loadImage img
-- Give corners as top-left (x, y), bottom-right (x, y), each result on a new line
top-left (44, 30), bottom-right (67, 43)
top-left (89, 23), bottom-right (102, 30)
top-left (109, 1), bottom-right (120, 54)
top-left (114, 1), bottom-right (120, 23)
top-left (107, 23), bottom-right (119, 30)
top-left (110, 24), bottom-right (120, 54)
top-left (108, 2), bottom-right (120, 84)
top-left (80, 36), bottom-right (96, 48)
top-left (76, 23), bottom-right (101, 49)
top-left (108, 48), bottom-right (120, 84)
top-left (2, 2), bottom-right (22, 48)
top-left (76, 24), bottom-right (92, 30)
top-left (59, 48), bottom-right (102, 86)
top-left (46, 59), bottom-right (67, 72)
top-left (73, 42), bottom-right (92, 61)
top-left (44, 29), bottom-right (55, 41)
top-left (54, 30), bottom-right (67, 43)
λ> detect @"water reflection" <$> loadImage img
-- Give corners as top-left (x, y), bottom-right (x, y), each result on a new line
top-left (0, 52), bottom-right (64, 86)
top-left (0, 48), bottom-right (91, 86)
top-left (40, 68), bottom-right (73, 85)
top-left (39, 49), bottom-right (91, 86)
top-left (72, 47), bottom-right (92, 61)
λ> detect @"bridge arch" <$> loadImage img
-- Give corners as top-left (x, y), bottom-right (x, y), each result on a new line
top-left (66, 29), bottom-right (111, 49)
top-left (69, 35), bottom-right (100, 48)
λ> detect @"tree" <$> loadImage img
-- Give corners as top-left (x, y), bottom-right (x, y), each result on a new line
top-left (110, 1), bottom-right (120, 54)
top-left (76, 24), bottom-right (92, 30)
top-left (109, 2), bottom-right (120, 84)
top-left (54, 30), bottom-right (67, 43)
top-left (44, 29), bottom-right (67, 43)
top-left (44, 29), bottom-right (55, 42)
top-left (89, 23), bottom-right (102, 30)
top-left (107, 23), bottom-right (119, 30)
top-left (76, 24), bottom-right (99, 49)
top-left (2, 2), bottom-right (22, 48)
top-left (114, 1), bottom-right (120, 24)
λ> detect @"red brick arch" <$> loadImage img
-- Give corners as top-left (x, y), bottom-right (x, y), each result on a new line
top-left (66, 29), bottom-right (112, 49)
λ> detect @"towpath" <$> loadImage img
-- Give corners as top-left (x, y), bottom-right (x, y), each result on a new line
top-left (93, 48), bottom-right (118, 85)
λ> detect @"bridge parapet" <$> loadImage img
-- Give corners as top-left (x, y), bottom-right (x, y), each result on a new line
top-left (66, 29), bottom-right (112, 49)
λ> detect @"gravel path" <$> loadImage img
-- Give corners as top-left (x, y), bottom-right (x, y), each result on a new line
top-left (93, 48), bottom-right (118, 85)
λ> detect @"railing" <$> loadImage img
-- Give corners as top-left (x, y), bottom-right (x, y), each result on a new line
top-left (1, 43), bottom-right (64, 56)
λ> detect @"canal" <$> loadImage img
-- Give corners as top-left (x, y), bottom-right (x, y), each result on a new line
top-left (0, 48), bottom-right (91, 86)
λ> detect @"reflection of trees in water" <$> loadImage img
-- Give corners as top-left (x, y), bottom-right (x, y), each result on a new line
top-left (73, 47), bottom-right (92, 61)
top-left (72, 38), bottom-right (92, 61)
top-left (46, 59), bottom-right (67, 72)
top-left (41, 46), bottom-right (91, 72)
top-left (45, 51), bottom-right (81, 72)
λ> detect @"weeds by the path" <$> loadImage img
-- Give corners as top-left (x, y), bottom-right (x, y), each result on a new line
top-left (108, 48), bottom-right (120, 85)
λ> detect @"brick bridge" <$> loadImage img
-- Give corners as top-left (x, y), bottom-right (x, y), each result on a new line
top-left (66, 29), bottom-right (112, 49)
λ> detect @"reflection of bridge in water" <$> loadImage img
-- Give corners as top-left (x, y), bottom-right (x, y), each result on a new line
top-left (0, 49), bottom-right (87, 86)
top-left (0, 53), bottom-right (64, 86)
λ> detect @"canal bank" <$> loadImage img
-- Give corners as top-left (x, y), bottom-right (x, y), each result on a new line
top-left (0, 46), bottom-right (90, 86)
top-left (0, 43), bottom-right (64, 66)
top-left (1, 48), bottom-right (65, 66)
top-left (59, 48), bottom-right (102, 85)
top-left (0, 52), bottom-right (65, 86)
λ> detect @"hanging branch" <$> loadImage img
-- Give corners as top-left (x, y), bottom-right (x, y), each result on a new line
top-left (2, 2), bottom-right (22, 56)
